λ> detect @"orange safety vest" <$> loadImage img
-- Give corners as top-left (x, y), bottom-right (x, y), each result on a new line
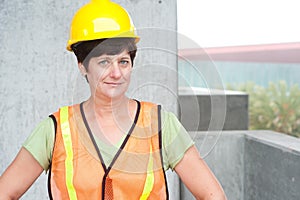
top-left (48, 101), bottom-right (168, 200)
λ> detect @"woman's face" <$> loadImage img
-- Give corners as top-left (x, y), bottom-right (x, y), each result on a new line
top-left (81, 50), bottom-right (132, 100)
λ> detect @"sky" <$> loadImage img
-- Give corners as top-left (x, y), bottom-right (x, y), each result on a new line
top-left (177, 0), bottom-right (300, 48)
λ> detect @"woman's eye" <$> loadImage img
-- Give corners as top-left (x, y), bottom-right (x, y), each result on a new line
top-left (120, 60), bottom-right (129, 65)
top-left (98, 60), bottom-right (109, 66)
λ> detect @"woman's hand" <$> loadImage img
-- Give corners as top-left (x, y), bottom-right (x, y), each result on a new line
top-left (175, 145), bottom-right (227, 200)
top-left (0, 147), bottom-right (43, 200)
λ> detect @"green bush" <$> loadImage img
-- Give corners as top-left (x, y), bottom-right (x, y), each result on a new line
top-left (227, 81), bottom-right (300, 138)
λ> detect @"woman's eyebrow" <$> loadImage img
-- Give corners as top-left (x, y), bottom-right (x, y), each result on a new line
top-left (120, 56), bottom-right (130, 59)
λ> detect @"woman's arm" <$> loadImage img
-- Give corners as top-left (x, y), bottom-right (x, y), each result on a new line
top-left (0, 147), bottom-right (44, 200)
top-left (175, 145), bottom-right (227, 200)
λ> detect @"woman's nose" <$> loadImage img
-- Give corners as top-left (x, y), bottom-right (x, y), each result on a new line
top-left (109, 62), bottom-right (122, 78)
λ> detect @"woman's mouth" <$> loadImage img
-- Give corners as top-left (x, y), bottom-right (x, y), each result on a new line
top-left (104, 82), bottom-right (122, 86)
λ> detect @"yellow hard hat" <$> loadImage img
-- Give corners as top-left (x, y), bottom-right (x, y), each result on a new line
top-left (66, 0), bottom-right (139, 51)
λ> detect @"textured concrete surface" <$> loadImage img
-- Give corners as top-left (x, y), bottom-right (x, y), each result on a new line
top-left (244, 131), bottom-right (300, 200)
top-left (179, 87), bottom-right (248, 131)
top-left (181, 131), bottom-right (300, 200)
top-left (0, 0), bottom-right (179, 199)
top-left (182, 131), bottom-right (245, 200)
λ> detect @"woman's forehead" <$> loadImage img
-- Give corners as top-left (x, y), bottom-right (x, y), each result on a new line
top-left (95, 50), bottom-right (131, 59)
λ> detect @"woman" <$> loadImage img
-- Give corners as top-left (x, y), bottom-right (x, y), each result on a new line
top-left (0, 0), bottom-right (226, 199)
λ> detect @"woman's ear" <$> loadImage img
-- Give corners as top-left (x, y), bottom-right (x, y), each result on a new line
top-left (78, 63), bottom-right (89, 83)
top-left (78, 63), bottom-right (87, 76)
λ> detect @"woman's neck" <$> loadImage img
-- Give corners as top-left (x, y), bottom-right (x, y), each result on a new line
top-left (83, 95), bottom-right (137, 124)
top-left (87, 94), bottom-right (128, 113)
top-left (82, 95), bottom-right (137, 143)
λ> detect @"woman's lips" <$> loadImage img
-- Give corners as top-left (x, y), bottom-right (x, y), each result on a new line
top-left (104, 82), bottom-right (122, 86)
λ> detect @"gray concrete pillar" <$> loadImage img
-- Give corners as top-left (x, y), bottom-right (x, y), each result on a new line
top-left (0, 0), bottom-right (179, 199)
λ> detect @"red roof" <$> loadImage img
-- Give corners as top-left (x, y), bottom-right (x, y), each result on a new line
top-left (178, 42), bottom-right (300, 63)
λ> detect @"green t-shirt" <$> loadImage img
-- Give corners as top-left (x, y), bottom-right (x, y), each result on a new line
top-left (23, 109), bottom-right (194, 172)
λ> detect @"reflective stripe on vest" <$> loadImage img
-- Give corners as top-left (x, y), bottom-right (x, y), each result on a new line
top-left (60, 106), bottom-right (78, 200)
top-left (140, 143), bottom-right (154, 200)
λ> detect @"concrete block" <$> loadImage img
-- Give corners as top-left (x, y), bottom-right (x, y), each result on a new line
top-left (181, 131), bottom-right (245, 200)
top-left (244, 131), bottom-right (300, 200)
top-left (179, 87), bottom-right (248, 131)
top-left (180, 131), bottom-right (300, 200)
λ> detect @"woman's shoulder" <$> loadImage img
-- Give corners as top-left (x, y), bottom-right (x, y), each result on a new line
top-left (22, 116), bottom-right (55, 171)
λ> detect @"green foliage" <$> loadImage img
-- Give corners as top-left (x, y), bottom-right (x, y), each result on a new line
top-left (227, 81), bottom-right (300, 138)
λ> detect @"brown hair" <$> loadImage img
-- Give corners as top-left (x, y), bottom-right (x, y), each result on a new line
top-left (71, 38), bottom-right (137, 71)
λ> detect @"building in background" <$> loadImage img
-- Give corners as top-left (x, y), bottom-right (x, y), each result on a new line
top-left (178, 42), bottom-right (300, 88)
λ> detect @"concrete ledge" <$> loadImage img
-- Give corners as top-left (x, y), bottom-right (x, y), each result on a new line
top-left (181, 130), bottom-right (300, 200)
top-left (178, 87), bottom-right (248, 131)
top-left (244, 131), bottom-right (300, 200)
top-left (244, 130), bottom-right (300, 154)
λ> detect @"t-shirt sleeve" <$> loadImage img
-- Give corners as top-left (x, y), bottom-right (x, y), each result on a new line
top-left (161, 110), bottom-right (194, 171)
top-left (22, 117), bottom-right (55, 172)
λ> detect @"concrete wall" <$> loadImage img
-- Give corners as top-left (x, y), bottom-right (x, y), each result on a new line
top-left (244, 131), bottom-right (300, 200)
top-left (181, 131), bottom-right (300, 200)
top-left (181, 131), bottom-right (245, 200)
top-left (179, 87), bottom-right (248, 131)
top-left (0, 0), bottom-right (179, 199)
